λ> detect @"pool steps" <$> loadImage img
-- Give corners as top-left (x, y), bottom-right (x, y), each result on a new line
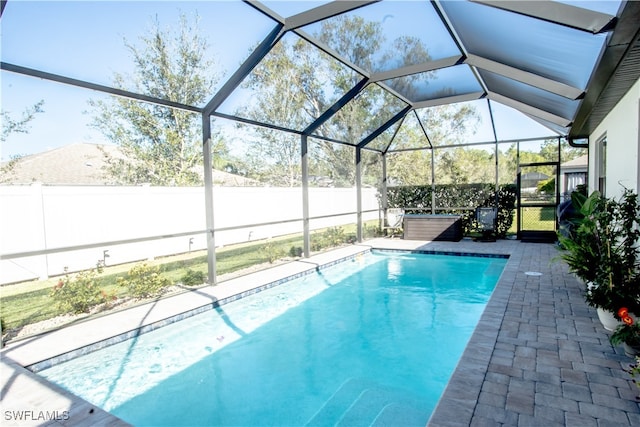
top-left (371, 403), bottom-right (429, 426)
top-left (306, 377), bottom-right (430, 426)
top-left (484, 260), bottom-right (508, 276)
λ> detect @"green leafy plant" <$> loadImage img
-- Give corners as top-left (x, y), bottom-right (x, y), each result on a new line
top-left (117, 263), bottom-right (170, 299)
top-left (311, 227), bottom-right (349, 251)
top-left (262, 240), bottom-right (285, 264)
top-left (387, 183), bottom-right (516, 237)
top-left (557, 190), bottom-right (599, 283)
top-left (610, 308), bottom-right (640, 346)
top-left (610, 323), bottom-right (640, 347)
top-left (589, 190), bottom-right (640, 313)
top-left (559, 188), bottom-right (640, 314)
top-left (624, 356), bottom-right (640, 399)
top-left (537, 177), bottom-right (555, 194)
top-left (50, 263), bottom-right (111, 314)
top-left (180, 268), bottom-right (206, 286)
top-left (289, 246), bottom-right (303, 258)
top-left (363, 223), bottom-right (382, 239)
top-left (324, 227), bottom-right (346, 246)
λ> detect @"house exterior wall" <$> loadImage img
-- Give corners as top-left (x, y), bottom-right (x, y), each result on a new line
top-left (588, 78), bottom-right (640, 198)
top-left (559, 160), bottom-right (587, 200)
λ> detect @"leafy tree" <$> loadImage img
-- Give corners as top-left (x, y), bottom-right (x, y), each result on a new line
top-left (89, 13), bottom-right (227, 186)
top-left (1, 100), bottom-right (44, 182)
top-left (540, 138), bottom-right (586, 164)
top-left (388, 149), bottom-right (432, 186)
top-left (240, 15), bottom-right (479, 187)
top-left (420, 104), bottom-right (481, 147)
top-left (387, 104), bottom-right (482, 186)
top-left (435, 147), bottom-right (495, 185)
top-left (1, 100), bottom-right (44, 143)
top-left (235, 39), bottom-right (315, 186)
top-left (311, 18), bottom-right (431, 187)
top-left (538, 177), bottom-right (555, 194)
top-left (495, 138), bottom-right (584, 188)
top-left (498, 143), bottom-right (518, 184)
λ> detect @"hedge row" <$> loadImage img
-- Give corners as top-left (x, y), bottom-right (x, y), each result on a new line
top-left (387, 184), bottom-right (517, 237)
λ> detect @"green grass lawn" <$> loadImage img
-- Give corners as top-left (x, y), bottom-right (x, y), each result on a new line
top-left (520, 206), bottom-right (556, 231)
top-left (0, 235), bottom-right (299, 332)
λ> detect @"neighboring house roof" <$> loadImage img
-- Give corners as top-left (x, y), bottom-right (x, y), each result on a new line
top-left (1, 143), bottom-right (119, 185)
top-left (0, 143), bottom-right (259, 186)
top-left (521, 172), bottom-right (549, 180)
top-left (560, 154), bottom-right (588, 170)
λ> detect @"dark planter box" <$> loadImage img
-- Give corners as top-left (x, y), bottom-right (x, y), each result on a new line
top-left (403, 214), bottom-right (463, 241)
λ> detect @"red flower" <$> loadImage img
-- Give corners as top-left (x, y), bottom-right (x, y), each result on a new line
top-left (619, 307), bottom-right (629, 318)
top-left (623, 315), bottom-right (634, 326)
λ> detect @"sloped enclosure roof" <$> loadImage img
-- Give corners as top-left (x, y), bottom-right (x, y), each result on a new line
top-left (2, 0), bottom-right (639, 150)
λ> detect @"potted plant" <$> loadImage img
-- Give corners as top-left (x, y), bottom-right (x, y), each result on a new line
top-left (557, 189), bottom-right (599, 283)
top-left (558, 188), bottom-right (640, 330)
top-left (610, 307), bottom-right (640, 357)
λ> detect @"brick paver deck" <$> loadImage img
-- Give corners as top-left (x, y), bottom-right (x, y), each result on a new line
top-left (426, 241), bottom-right (640, 426)
top-left (2, 239), bottom-right (639, 426)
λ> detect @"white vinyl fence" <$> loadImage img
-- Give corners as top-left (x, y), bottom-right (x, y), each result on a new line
top-left (0, 184), bottom-right (380, 284)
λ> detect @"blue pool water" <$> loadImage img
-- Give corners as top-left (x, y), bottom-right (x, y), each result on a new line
top-left (38, 251), bottom-right (506, 426)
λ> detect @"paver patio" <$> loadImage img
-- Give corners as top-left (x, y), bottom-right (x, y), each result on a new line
top-left (1, 239), bottom-right (639, 426)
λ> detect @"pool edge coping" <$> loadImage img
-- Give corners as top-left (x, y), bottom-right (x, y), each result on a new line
top-left (24, 247), bottom-right (374, 372)
top-left (18, 244), bottom-right (509, 373)
top-left (1, 245), bottom-right (372, 370)
top-left (1, 238), bottom-right (524, 427)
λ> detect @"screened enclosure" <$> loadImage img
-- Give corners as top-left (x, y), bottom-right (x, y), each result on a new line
top-left (1, 0), bottom-right (638, 286)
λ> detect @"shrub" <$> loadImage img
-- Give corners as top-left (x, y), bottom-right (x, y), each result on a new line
top-left (387, 183), bottom-right (516, 238)
top-left (562, 189), bottom-right (640, 313)
top-left (289, 246), bottom-right (303, 258)
top-left (181, 268), bottom-right (206, 286)
top-left (363, 223), bottom-right (382, 239)
top-left (51, 264), bottom-right (110, 314)
top-left (324, 227), bottom-right (346, 246)
top-left (624, 356), bottom-right (640, 399)
top-left (311, 227), bottom-right (349, 251)
top-left (262, 240), bottom-right (285, 263)
top-left (537, 177), bottom-right (555, 194)
top-left (117, 263), bottom-right (170, 299)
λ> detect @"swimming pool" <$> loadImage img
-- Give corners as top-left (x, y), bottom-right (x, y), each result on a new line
top-left (38, 250), bottom-right (507, 426)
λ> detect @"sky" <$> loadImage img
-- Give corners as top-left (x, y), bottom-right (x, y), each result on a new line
top-left (0, 0), bottom-right (571, 162)
top-left (1, 0), bottom-right (279, 160)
